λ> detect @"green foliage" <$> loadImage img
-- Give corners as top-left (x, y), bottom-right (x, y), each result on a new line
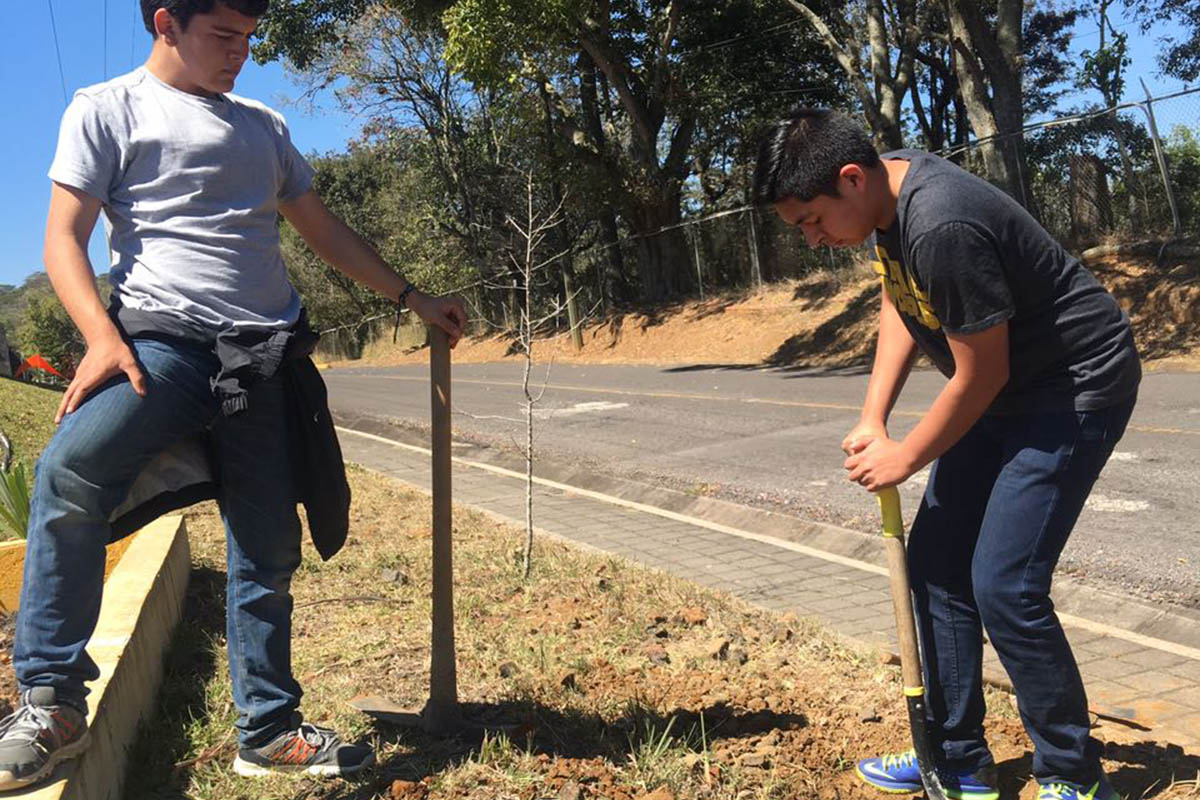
top-left (252, 0), bottom-right (375, 69)
top-left (0, 462), bottom-right (30, 540)
top-left (1160, 125), bottom-right (1200, 234)
top-left (1126, 0), bottom-right (1200, 81)
top-left (18, 293), bottom-right (84, 377)
top-left (282, 129), bottom-right (481, 333)
top-left (442, 0), bottom-right (582, 86)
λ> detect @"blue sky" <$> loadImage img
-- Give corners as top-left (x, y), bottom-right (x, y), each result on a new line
top-left (1, 0), bottom-right (361, 289)
top-left (0, 1), bottom-right (1193, 289)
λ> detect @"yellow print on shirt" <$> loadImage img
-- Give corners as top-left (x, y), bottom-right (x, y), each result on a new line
top-left (872, 244), bottom-right (941, 331)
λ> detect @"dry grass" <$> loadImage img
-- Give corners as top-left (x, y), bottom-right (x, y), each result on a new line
top-left (124, 466), bottom-right (1200, 800)
top-left (335, 252), bottom-right (1200, 375)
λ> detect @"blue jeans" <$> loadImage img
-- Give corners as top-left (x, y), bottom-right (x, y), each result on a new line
top-left (14, 337), bottom-right (303, 747)
top-left (907, 398), bottom-right (1135, 785)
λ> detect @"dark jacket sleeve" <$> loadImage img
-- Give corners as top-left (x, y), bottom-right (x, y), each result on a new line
top-left (285, 357), bottom-right (351, 561)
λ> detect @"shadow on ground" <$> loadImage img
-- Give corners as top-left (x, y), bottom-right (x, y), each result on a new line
top-left (123, 565), bottom-right (228, 800)
top-left (766, 281), bottom-right (880, 369)
top-left (336, 700), bottom-right (808, 800)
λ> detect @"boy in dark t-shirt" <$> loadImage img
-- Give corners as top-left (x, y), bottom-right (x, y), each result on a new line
top-left (754, 109), bottom-right (1139, 800)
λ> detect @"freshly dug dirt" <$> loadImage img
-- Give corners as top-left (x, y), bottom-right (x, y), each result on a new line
top-left (127, 470), bottom-right (1199, 800)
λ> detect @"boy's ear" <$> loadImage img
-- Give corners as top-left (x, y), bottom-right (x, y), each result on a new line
top-left (153, 8), bottom-right (177, 44)
top-left (839, 163), bottom-right (867, 190)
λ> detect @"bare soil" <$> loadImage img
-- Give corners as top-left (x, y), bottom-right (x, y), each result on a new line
top-left (0, 614), bottom-right (14, 720)
top-left (124, 468), bottom-right (1199, 800)
top-left (349, 253), bottom-right (1200, 372)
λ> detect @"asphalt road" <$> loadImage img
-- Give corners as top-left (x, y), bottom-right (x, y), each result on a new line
top-left (324, 362), bottom-right (1200, 610)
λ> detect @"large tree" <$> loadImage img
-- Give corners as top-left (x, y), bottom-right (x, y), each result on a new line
top-left (257, 0), bottom-right (843, 303)
top-left (1126, 0), bottom-right (1200, 81)
top-left (782, 0), bottom-right (926, 151)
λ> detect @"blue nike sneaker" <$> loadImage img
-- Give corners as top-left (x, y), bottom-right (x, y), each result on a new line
top-left (855, 749), bottom-right (999, 800)
top-left (1037, 778), bottom-right (1122, 800)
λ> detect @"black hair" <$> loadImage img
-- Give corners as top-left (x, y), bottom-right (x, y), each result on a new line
top-left (752, 108), bottom-right (881, 205)
top-left (141, 0), bottom-right (271, 35)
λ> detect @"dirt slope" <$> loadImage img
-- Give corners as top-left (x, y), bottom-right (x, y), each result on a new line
top-left (351, 253), bottom-right (1199, 371)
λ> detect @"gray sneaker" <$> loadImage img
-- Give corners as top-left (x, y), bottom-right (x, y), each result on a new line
top-left (232, 715), bottom-right (374, 777)
top-left (0, 686), bottom-right (90, 790)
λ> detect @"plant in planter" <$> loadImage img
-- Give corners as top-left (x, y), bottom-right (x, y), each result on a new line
top-left (0, 432), bottom-right (29, 540)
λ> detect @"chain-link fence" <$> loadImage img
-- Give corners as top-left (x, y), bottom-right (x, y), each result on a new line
top-left (937, 86), bottom-right (1199, 248)
top-left (314, 86), bottom-right (1196, 358)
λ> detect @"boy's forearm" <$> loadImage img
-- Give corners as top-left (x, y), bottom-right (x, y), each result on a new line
top-left (310, 221), bottom-right (409, 300)
top-left (43, 235), bottom-right (121, 346)
top-left (896, 323), bottom-right (1010, 472)
top-left (282, 191), bottom-right (412, 302)
top-left (897, 373), bottom-right (1002, 472)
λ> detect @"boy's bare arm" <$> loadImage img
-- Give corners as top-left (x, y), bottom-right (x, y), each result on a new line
top-left (43, 182), bottom-right (147, 422)
top-left (842, 290), bottom-right (918, 453)
top-left (845, 322), bottom-right (1009, 490)
top-left (280, 190), bottom-right (466, 345)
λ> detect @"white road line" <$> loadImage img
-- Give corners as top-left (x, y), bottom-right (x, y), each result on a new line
top-left (1086, 495), bottom-right (1151, 513)
top-left (345, 374), bottom-right (1200, 436)
top-left (534, 401), bottom-right (630, 419)
top-left (337, 424), bottom-right (1200, 662)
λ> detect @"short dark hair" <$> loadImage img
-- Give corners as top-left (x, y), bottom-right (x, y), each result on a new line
top-left (753, 108), bottom-right (880, 205)
top-left (141, 0), bottom-right (271, 34)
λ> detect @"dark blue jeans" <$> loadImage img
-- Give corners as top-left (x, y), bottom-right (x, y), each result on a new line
top-left (907, 398), bottom-right (1135, 785)
top-left (14, 337), bottom-right (303, 747)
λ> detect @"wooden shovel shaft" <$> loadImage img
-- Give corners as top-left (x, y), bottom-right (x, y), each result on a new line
top-left (879, 488), bottom-right (923, 691)
top-left (877, 487), bottom-right (947, 800)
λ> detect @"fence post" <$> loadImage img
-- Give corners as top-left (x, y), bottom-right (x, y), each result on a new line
top-left (424, 326), bottom-right (462, 733)
top-left (747, 208), bottom-right (763, 290)
top-left (1138, 79), bottom-right (1183, 238)
top-left (691, 222), bottom-right (705, 300)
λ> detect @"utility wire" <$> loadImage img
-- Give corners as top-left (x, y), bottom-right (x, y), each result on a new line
top-left (103, 0), bottom-right (108, 79)
top-left (683, 19), bottom-right (805, 55)
top-left (46, 0), bottom-right (69, 106)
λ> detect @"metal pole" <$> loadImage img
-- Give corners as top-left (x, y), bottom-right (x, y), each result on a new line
top-left (691, 222), bottom-right (705, 301)
top-left (424, 326), bottom-right (460, 733)
top-left (747, 209), bottom-right (763, 290)
top-left (1138, 78), bottom-right (1183, 238)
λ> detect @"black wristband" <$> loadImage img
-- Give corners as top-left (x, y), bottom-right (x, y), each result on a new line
top-left (397, 282), bottom-right (416, 308)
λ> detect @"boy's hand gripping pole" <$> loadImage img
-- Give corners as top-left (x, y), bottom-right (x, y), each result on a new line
top-left (878, 487), bottom-right (948, 800)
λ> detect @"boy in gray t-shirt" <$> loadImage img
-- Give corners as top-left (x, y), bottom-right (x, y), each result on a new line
top-left (0, 0), bottom-right (465, 789)
top-left (755, 110), bottom-right (1138, 800)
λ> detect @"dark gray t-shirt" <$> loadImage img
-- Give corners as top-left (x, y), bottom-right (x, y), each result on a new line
top-left (871, 149), bottom-right (1140, 413)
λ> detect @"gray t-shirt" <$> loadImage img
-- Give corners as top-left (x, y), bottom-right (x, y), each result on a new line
top-left (872, 149), bottom-right (1140, 413)
top-left (48, 67), bottom-right (314, 333)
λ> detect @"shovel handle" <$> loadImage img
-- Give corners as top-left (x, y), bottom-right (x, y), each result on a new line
top-left (876, 487), bottom-right (948, 799)
top-left (876, 487), bottom-right (923, 693)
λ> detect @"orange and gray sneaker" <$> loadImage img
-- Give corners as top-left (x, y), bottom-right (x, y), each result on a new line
top-left (0, 686), bottom-right (91, 790)
top-left (232, 715), bottom-right (374, 777)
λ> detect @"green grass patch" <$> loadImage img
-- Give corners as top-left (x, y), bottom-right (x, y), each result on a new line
top-left (0, 378), bottom-right (58, 538)
top-left (0, 377), bottom-right (58, 468)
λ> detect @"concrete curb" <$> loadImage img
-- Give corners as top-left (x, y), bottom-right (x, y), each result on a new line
top-left (19, 516), bottom-right (190, 800)
top-left (333, 411), bottom-right (1200, 652)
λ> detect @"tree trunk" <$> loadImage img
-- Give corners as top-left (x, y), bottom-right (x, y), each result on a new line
top-left (945, 0), bottom-right (1033, 208)
top-left (577, 49), bottom-right (629, 306)
top-left (630, 198), bottom-right (687, 302)
top-left (784, 0), bottom-right (908, 151)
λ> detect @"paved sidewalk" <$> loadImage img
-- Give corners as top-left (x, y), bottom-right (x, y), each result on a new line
top-left (335, 423), bottom-right (1200, 752)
